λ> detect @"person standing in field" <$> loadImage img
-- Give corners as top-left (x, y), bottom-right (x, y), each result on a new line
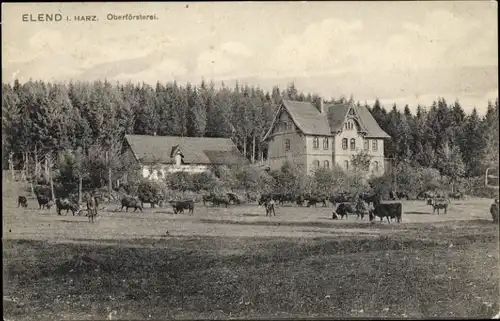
top-left (490, 199), bottom-right (499, 224)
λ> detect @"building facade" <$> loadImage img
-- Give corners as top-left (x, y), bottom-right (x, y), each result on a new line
top-left (262, 99), bottom-right (390, 176)
top-left (122, 134), bottom-right (248, 180)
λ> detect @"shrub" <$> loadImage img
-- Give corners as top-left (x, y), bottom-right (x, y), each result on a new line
top-left (165, 172), bottom-right (195, 191)
top-left (191, 172), bottom-right (219, 191)
top-left (137, 180), bottom-right (162, 201)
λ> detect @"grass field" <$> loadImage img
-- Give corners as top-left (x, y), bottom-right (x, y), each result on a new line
top-left (3, 184), bottom-right (500, 320)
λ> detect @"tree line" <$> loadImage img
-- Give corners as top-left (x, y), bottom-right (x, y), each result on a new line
top-left (2, 79), bottom-right (498, 181)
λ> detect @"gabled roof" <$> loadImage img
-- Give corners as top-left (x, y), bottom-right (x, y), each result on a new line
top-left (263, 100), bottom-right (332, 140)
top-left (263, 99), bottom-right (390, 140)
top-left (124, 135), bottom-right (249, 165)
top-left (356, 105), bottom-right (391, 138)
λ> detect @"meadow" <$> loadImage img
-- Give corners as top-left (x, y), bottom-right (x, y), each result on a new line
top-left (3, 184), bottom-right (499, 320)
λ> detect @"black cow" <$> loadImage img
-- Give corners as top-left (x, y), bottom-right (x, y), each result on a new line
top-left (396, 191), bottom-right (410, 200)
top-left (335, 203), bottom-right (356, 219)
top-left (449, 192), bottom-right (464, 200)
top-left (305, 195), bottom-right (327, 207)
top-left (202, 194), bottom-right (213, 205)
top-left (138, 195), bottom-right (160, 209)
top-left (170, 200), bottom-right (194, 215)
top-left (227, 193), bottom-right (241, 205)
top-left (428, 198), bottom-right (449, 215)
top-left (330, 193), bottom-right (355, 207)
top-left (359, 192), bottom-right (380, 207)
top-left (56, 198), bottom-right (80, 216)
top-left (418, 191), bottom-right (435, 200)
top-left (212, 194), bottom-right (229, 207)
top-left (490, 199), bottom-right (499, 223)
top-left (369, 203), bottom-right (403, 223)
top-left (120, 196), bottom-right (143, 212)
top-left (296, 195), bottom-right (305, 206)
top-left (36, 194), bottom-right (51, 210)
top-left (18, 196), bottom-right (28, 208)
top-left (278, 193), bottom-right (296, 205)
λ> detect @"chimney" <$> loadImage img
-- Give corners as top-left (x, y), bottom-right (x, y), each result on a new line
top-left (320, 98), bottom-right (324, 114)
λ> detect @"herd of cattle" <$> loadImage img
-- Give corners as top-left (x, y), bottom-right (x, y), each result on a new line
top-left (16, 188), bottom-right (494, 225)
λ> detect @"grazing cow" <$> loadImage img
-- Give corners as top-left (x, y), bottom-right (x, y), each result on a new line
top-left (396, 191), bottom-right (410, 200)
top-left (278, 193), bottom-right (296, 206)
top-left (428, 198), bottom-right (449, 215)
top-left (329, 193), bottom-right (353, 206)
top-left (170, 200), bottom-right (194, 215)
top-left (359, 192), bottom-right (380, 207)
top-left (138, 194), bottom-right (160, 209)
top-left (296, 195), bottom-right (305, 206)
top-left (211, 194), bottom-right (229, 208)
top-left (449, 192), bottom-right (464, 200)
top-left (418, 191), bottom-right (435, 200)
top-left (227, 193), bottom-right (241, 205)
top-left (369, 203), bottom-right (403, 223)
top-left (120, 196), bottom-right (143, 212)
top-left (305, 195), bottom-right (327, 207)
top-left (36, 194), bottom-right (51, 210)
top-left (86, 195), bottom-right (98, 223)
top-left (55, 198), bottom-right (80, 216)
top-left (335, 203), bottom-right (356, 220)
top-left (18, 196), bottom-right (28, 208)
top-left (264, 199), bottom-right (276, 216)
top-left (202, 194), bottom-right (213, 205)
top-left (490, 199), bottom-right (499, 223)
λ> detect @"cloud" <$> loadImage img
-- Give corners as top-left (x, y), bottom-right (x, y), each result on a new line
top-left (354, 9), bottom-right (497, 72)
top-left (110, 58), bottom-right (188, 84)
top-left (196, 41), bottom-right (255, 79)
top-left (265, 18), bottom-right (364, 77)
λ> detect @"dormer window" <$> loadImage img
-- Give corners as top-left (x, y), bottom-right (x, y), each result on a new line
top-left (175, 152), bottom-right (182, 166)
top-left (344, 120), bottom-right (354, 130)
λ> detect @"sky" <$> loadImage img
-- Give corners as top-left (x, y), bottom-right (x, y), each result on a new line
top-left (2, 1), bottom-right (498, 114)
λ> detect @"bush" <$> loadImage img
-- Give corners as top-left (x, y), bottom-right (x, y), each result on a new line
top-left (191, 172), bottom-right (219, 191)
top-left (137, 180), bottom-right (162, 201)
top-left (165, 172), bottom-right (195, 191)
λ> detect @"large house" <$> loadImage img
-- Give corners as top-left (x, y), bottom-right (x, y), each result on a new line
top-left (123, 134), bottom-right (249, 180)
top-left (262, 99), bottom-right (390, 175)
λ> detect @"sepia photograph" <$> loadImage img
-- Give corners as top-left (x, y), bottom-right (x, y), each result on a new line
top-left (2, 1), bottom-right (499, 320)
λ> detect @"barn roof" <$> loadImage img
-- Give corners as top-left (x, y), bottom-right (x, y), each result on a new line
top-left (124, 135), bottom-right (249, 165)
top-left (263, 99), bottom-right (390, 140)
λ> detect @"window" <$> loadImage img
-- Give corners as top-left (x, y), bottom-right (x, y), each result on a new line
top-left (284, 139), bottom-right (290, 152)
top-left (350, 138), bottom-right (356, 151)
top-left (364, 140), bottom-right (369, 150)
top-left (349, 121), bottom-right (354, 130)
top-left (342, 138), bottom-right (348, 150)
top-left (372, 140), bottom-right (378, 151)
top-left (313, 160), bottom-right (320, 169)
top-left (373, 161), bottom-right (379, 172)
top-left (344, 160), bottom-right (349, 170)
top-left (323, 138), bottom-right (329, 149)
top-left (313, 137), bottom-right (319, 149)
top-left (288, 122), bottom-right (293, 130)
top-left (324, 160), bottom-right (330, 169)
top-left (345, 120), bottom-right (354, 130)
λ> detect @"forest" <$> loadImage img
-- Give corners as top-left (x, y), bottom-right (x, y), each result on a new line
top-left (2, 79), bottom-right (499, 184)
